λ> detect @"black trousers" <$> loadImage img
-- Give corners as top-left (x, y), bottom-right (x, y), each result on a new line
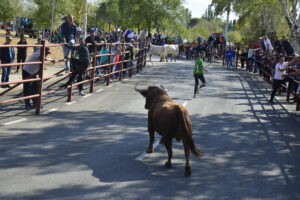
top-left (17, 55), bottom-right (26, 72)
top-left (66, 59), bottom-right (87, 91)
top-left (194, 73), bottom-right (206, 94)
top-left (270, 79), bottom-right (284, 101)
top-left (22, 70), bottom-right (37, 106)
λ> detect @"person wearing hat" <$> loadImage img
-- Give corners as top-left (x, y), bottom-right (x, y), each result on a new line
top-left (22, 47), bottom-right (55, 109)
top-left (15, 35), bottom-right (28, 73)
top-left (0, 36), bottom-right (15, 88)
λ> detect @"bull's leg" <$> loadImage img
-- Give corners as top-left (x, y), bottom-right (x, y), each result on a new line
top-left (164, 138), bottom-right (173, 168)
top-left (183, 139), bottom-right (191, 176)
top-left (146, 129), bottom-right (155, 153)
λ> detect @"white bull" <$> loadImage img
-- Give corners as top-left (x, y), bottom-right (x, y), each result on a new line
top-left (164, 44), bottom-right (179, 62)
top-left (148, 44), bottom-right (166, 62)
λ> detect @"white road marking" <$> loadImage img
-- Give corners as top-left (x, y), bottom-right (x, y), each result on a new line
top-left (83, 94), bottom-right (92, 98)
top-left (2, 118), bottom-right (27, 126)
top-left (108, 85), bottom-right (114, 88)
top-left (182, 101), bottom-right (188, 107)
top-left (42, 108), bottom-right (58, 115)
top-left (135, 139), bottom-right (160, 161)
top-left (96, 89), bottom-right (104, 93)
top-left (65, 101), bottom-right (77, 105)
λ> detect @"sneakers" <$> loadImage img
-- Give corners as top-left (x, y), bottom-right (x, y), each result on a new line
top-left (193, 94), bottom-right (196, 98)
top-left (269, 99), bottom-right (274, 104)
top-left (79, 91), bottom-right (86, 96)
top-left (200, 83), bottom-right (206, 88)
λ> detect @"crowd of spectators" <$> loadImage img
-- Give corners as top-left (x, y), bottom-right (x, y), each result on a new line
top-left (225, 35), bottom-right (300, 104)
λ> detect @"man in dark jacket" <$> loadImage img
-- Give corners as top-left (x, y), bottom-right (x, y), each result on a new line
top-left (281, 36), bottom-right (294, 57)
top-left (0, 36), bottom-right (15, 88)
top-left (61, 14), bottom-right (77, 72)
top-left (15, 35), bottom-right (27, 73)
top-left (61, 37), bottom-right (89, 96)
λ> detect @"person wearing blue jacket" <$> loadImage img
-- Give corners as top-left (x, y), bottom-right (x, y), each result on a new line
top-left (0, 36), bottom-right (15, 88)
top-left (225, 46), bottom-right (235, 69)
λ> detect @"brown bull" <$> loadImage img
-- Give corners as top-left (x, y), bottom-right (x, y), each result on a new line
top-left (136, 85), bottom-right (202, 176)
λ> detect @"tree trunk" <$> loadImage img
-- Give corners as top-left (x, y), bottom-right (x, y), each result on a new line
top-left (148, 22), bottom-right (151, 35)
top-left (279, 0), bottom-right (300, 53)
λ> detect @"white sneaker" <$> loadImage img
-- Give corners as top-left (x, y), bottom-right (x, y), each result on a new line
top-left (79, 91), bottom-right (85, 96)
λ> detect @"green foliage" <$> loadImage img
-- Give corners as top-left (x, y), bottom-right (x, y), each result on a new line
top-left (0, 0), bottom-right (13, 22)
top-left (227, 31), bottom-right (241, 44)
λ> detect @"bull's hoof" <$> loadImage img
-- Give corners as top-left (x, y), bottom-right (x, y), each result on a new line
top-left (146, 147), bottom-right (154, 153)
top-left (185, 166), bottom-right (191, 177)
top-left (165, 161), bottom-right (172, 168)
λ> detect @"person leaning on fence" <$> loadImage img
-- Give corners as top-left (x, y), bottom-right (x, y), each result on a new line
top-left (247, 46), bottom-right (261, 72)
top-left (61, 14), bottom-right (77, 72)
top-left (193, 51), bottom-right (208, 98)
top-left (60, 37), bottom-right (89, 96)
top-left (15, 35), bottom-right (28, 73)
top-left (23, 47), bottom-right (55, 109)
top-left (269, 56), bottom-right (299, 104)
top-left (0, 36), bottom-right (15, 88)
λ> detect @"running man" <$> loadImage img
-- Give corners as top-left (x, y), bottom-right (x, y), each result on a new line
top-left (193, 51), bottom-right (208, 98)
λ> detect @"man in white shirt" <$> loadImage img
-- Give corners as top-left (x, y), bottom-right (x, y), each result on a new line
top-left (263, 36), bottom-right (273, 53)
top-left (269, 56), bottom-right (298, 103)
top-left (22, 47), bottom-right (55, 109)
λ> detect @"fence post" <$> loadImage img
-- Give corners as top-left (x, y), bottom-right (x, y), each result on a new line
top-left (296, 95), bottom-right (300, 111)
top-left (90, 48), bottom-right (96, 93)
top-left (119, 42), bottom-right (124, 81)
top-left (222, 44), bottom-right (225, 66)
top-left (236, 46), bottom-right (239, 68)
top-left (106, 43), bottom-right (112, 86)
top-left (209, 46), bottom-right (212, 64)
top-left (35, 40), bottom-right (46, 115)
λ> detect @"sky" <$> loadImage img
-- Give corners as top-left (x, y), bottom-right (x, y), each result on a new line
top-left (184, 0), bottom-right (238, 20)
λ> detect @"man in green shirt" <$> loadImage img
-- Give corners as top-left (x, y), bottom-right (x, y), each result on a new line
top-left (193, 51), bottom-right (207, 98)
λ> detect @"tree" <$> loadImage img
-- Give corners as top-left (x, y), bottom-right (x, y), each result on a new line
top-left (202, 5), bottom-right (215, 21)
top-left (278, 0), bottom-right (300, 53)
top-left (0, 0), bottom-right (13, 22)
top-left (227, 31), bottom-right (242, 44)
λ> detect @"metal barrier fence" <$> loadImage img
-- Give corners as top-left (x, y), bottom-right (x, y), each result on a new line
top-left (223, 46), bottom-right (300, 111)
top-left (0, 40), bottom-right (148, 115)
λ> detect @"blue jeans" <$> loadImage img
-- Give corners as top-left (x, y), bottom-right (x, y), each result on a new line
top-left (95, 57), bottom-right (102, 75)
top-left (226, 57), bottom-right (232, 68)
top-left (62, 40), bottom-right (75, 71)
top-left (249, 57), bottom-right (255, 72)
top-left (1, 64), bottom-right (12, 83)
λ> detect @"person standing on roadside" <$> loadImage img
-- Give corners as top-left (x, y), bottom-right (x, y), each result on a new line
top-left (225, 46), bottom-right (235, 69)
top-left (15, 35), bottom-right (27, 73)
top-left (61, 14), bottom-right (77, 72)
top-left (0, 36), bottom-right (15, 88)
top-left (269, 56), bottom-right (298, 103)
top-left (193, 51), bottom-right (208, 98)
top-left (23, 47), bottom-right (55, 109)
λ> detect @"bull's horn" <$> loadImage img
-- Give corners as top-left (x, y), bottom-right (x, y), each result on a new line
top-left (160, 85), bottom-right (168, 92)
top-left (134, 84), bottom-right (144, 92)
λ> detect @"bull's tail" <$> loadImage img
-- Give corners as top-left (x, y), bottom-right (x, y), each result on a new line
top-left (177, 105), bottom-right (202, 159)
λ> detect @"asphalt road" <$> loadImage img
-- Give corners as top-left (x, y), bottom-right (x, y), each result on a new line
top-left (0, 56), bottom-right (299, 200)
